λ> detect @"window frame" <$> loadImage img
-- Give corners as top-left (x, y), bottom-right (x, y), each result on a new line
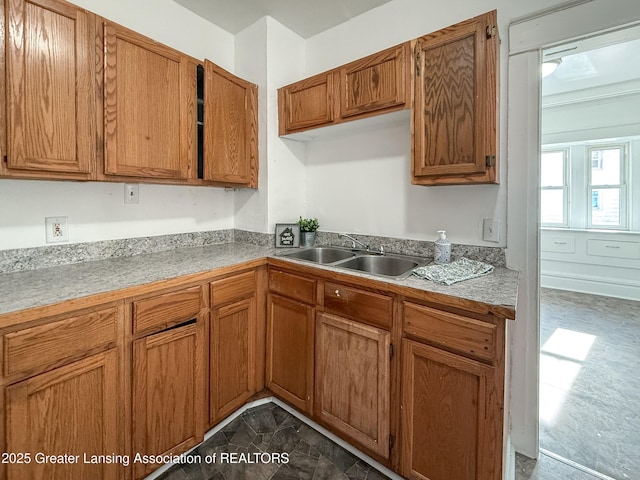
top-left (586, 143), bottom-right (628, 230)
top-left (540, 147), bottom-right (570, 228)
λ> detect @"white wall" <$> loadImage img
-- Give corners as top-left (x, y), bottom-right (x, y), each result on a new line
top-left (0, 0), bottom-right (237, 251)
top-left (294, 0), bottom-right (574, 247)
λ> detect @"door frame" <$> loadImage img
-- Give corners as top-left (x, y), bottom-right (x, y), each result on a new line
top-left (506, 0), bottom-right (640, 459)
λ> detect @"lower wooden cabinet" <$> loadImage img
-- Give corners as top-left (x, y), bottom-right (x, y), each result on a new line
top-left (209, 272), bottom-right (258, 424)
top-left (132, 321), bottom-right (204, 479)
top-left (5, 350), bottom-right (120, 480)
top-left (266, 293), bottom-right (315, 415)
top-left (401, 339), bottom-right (497, 480)
top-left (315, 312), bottom-right (391, 460)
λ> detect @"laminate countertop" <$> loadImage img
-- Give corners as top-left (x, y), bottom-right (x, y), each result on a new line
top-left (0, 242), bottom-right (519, 321)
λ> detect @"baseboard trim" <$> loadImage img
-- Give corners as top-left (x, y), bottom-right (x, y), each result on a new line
top-left (541, 272), bottom-right (640, 301)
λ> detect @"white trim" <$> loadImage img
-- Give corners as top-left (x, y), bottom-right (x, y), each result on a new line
top-left (508, 0), bottom-right (640, 460)
top-left (541, 271), bottom-right (640, 301)
top-left (509, 0), bottom-right (640, 55)
top-left (144, 396), bottom-right (403, 480)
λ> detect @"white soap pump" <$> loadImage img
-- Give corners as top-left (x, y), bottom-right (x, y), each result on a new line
top-left (434, 230), bottom-right (451, 264)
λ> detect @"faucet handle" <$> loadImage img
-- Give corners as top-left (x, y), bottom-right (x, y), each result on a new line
top-left (379, 245), bottom-right (385, 255)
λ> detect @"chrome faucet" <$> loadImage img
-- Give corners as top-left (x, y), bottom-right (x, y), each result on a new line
top-left (338, 233), bottom-right (368, 250)
top-left (338, 233), bottom-right (385, 255)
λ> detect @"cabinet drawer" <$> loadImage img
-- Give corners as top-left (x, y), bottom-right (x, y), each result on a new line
top-left (324, 282), bottom-right (392, 330)
top-left (269, 269), bottom-right (316, 305)
top-left (3, 306), bottom-right (119, 378)
top-left (403, 302), bottom-right (496, 363)
top-left (133, 286), bottom-right (203, 334)
top-left (586, 239), bottom-right (640, 259)
top-left (211, 271), bottom-right (255, 307)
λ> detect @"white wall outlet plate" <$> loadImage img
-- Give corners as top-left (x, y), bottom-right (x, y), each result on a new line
top-left (45, 216), bottom-right (69, 243)
top-left (124, 184), bottom-right (139, 204)
top-left (483, 218), bottom-right (500, 243)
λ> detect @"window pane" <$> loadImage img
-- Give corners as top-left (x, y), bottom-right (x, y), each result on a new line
top-left (591, 148), bottom-right (621, 185)
top-left (541, 151), bottom-right (565, 187)
top-left (541, 189), bottom-right (565, 224)
top-left (591, 188), bottom-right (620, 226)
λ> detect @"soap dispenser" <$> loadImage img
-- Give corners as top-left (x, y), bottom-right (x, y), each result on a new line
top-left (434, 230), bottom-right (451, 264)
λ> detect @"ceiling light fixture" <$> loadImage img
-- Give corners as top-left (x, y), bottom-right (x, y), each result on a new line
top-left (542, 58), bottom-right (562, 78)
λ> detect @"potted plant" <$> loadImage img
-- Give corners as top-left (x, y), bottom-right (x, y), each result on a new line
top-left (298, 217), bottom-right (319, 247)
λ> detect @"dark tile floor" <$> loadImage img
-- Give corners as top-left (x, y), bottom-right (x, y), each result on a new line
top-left (156, 402), bottom-right (390, 480)
top-left (532, 288), bottom-right (640, 480)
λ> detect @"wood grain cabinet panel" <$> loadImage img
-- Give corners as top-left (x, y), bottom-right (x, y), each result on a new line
top-left (132, 321), bottom-right (204, 480)
top-left (203, 61), bottom-right (258, 187)
top-left (132, 285), bottom-right (204, 335)
top-left (315, 312), bottom-right (391, 460)
top-left (103, 22), bottom-right (195, 180)
top-left (3, 306), bottom-right (119, 378)
top-left (412, 10), bottom-right (498, 185)
top-left (338, 43), bottom-right (409, 120)
top-left (209, 272), bottom-right (257, 424)
top-left (5, 350), bottom-right (119, 480)
top-left (1, 0), bottom-right (97, 179)
top-left (401, 339), bottom-right (499, 480)
top-left (278, 72), bottom-right (335, 135)
top-left (266, 293), bottom-right (314, 415)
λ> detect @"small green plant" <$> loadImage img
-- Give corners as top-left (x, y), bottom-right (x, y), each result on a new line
top-left (298, 216), bottom-right (319, 232)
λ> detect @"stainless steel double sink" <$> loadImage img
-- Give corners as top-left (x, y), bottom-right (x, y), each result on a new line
top-left (281, 246), bottom-right (430, 279)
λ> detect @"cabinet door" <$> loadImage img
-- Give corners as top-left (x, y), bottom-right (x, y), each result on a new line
top-left (5, 350), bottom-right (119, 480)
top-left (401, 339), bottom-right (497, 480)
top-left (132, 321), bottom-right (204, 479)
top-left (210, 296), bottom-right (256, 423)
top-left (103, 23), bottom-right (195, 180)
top-left (3, 0), bottom-right (96, 178)
top-left (412, 10), bottom-right (498, 185)
top-left (266, 293), bottom-right (314, 415)
top-left (339, 43), bottom-right (408, 120)
top-left (203, 60), bottom-right (258, 187)
top-left (278, 71), bottom-right (335, 135)
top-left (315, 312), bottom-right (390, 459)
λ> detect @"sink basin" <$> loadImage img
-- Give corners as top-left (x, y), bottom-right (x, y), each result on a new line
top-left (283, 246), bottom-right (356, 264)
top-left (336, 255), bottom-right (423, 278)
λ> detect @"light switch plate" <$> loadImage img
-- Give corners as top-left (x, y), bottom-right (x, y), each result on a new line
top-left (45, 216), bottom-right (69, 243)
top-left (483, 218), bottom-right (500, 243)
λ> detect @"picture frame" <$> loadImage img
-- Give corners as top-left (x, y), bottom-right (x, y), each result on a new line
top-left (275, 223), bottom-right (300, 248)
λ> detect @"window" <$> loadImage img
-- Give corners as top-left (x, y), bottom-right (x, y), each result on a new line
top-left (588, 145), bottom-right (627, 229)
top-left (540, 149), bottom-right (569, 226)
top-left (540, 141), bottom-right (633, 231)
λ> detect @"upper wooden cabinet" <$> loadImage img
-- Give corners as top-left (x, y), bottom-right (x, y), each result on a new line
top-left (412, 10), bottom-right (499, 186)
top-left (278, 71), bottom-right (335, 135)
top-left (102, 22), bottom-right (196, 181)
top-left (278, 43), bottom-right (410, 136)
top-left (338, 43), bottom-right (409, 121)
top-left (203, 61), bottom-right (258, 187)
top-left (1, 0), bottom-right (97, 180)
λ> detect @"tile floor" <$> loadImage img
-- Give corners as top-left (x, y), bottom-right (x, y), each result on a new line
top-left (515, 451), bottom-right (607, 480)
top-left (156, 402), bottom-right (390, 480)
top-left (525, 288), bottom-right (640, 480)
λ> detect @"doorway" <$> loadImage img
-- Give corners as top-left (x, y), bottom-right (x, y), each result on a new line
top-left (538, 28), bottom-right (640, 480)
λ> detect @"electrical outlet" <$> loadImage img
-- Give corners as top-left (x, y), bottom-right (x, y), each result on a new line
top-left (124, 184), bottom-right (139, 204)
top-left (483, 218), bottom-right (500, 243)
top-left (45, 216), bottom-right (69, 243)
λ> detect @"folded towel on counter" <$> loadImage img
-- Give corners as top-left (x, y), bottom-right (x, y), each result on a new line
top-left (413, 257), bottom-right (494, 285)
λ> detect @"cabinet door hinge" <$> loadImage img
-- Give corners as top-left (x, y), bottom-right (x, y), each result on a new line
top-left (389, 343), bottom-right (394, 359)
top-left (415, 51), bottom-right (420, 77)
top-left (486, 25), bottom-right (497, 39)
top-left (389, 434), bottom-right (394, 450)
top-left (485, 155), bottom-right (496, 167)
